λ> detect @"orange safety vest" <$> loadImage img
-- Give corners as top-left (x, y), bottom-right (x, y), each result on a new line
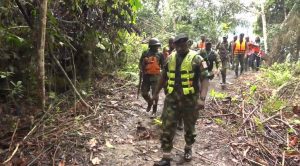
top-left (198, 41), bottom-right (205, 49)
top-left (234, 39), bottom-right (246, 55)
top-left (144, 56), bottom-right (160, 75)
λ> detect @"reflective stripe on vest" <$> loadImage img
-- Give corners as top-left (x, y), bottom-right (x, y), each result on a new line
top-left (234, 40), bottom-right (246, 55)
top-left (167, 51), bottom-right (197, 95)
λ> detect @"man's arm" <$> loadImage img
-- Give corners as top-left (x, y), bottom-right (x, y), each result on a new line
top-left (152, 70), bottom-right (167, 100)
top-left (139, 51), bottom-right (146, 71)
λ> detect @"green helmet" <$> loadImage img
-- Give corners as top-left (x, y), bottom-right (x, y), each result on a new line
top-left (148, 38), bottom-right (161, 46)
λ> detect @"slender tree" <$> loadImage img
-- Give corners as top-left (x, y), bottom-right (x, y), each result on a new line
top-left (37, 0), bottom-right (48, 111)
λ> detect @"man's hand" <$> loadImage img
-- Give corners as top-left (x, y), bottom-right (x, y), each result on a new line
top-left (214, 69), bottom-right (220, 76)
top-left (195, 98), bottom-right (205, 110)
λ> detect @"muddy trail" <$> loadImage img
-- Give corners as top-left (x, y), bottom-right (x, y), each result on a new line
top-left (2, 69), bottom-right (299, 166)
top-left (88, 70), bottom-right (239, 166)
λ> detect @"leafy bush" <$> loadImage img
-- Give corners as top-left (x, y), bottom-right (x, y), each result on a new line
top-left (261, 63), bottom-right (292, 87)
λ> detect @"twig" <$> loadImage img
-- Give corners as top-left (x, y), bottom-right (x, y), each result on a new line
top-left (27, 145), bottom-right (53, 166)
top-left (49, 47), bottom-right (93, 113)
top-left (244, 157), bottom-right (265, 166)
top-left (240, 107), bottom-right (258, 127)
top-left (2, 143), bottom-right (20, 164)
top-left (52, 142), bottom-right (61, 166)
top-left (275, 118), bottom-right (298, 135)
top-left (262, 112), bottom-right (280, 124)
top-left (198, 113), bottom-right (235, 118)
top-left (195, 151), bottom-right (219, 165)
top-left (8, 119), bottom-right (19, 152)
top-left (258, 141), bottom-right (276, 159)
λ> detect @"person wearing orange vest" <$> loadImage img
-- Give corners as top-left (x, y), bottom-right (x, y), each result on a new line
top-left (232, 33), bottom-right (247, 78)
top-left (139, 38), bottom-right (164, 115)
top-left (197, 35), bottom-right (206, 49)
top-left (249, 36), bottom-right (262, 71)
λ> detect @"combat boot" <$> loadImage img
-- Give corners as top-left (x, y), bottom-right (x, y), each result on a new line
top-left (177, 119), bottom-right (183, 130)
top-left (146, 100), bottom-right (153, 112)
top-left (152, 104), bottom-right (157, 115)
top-left (153, 158), bottom-right (171, 166)
top-left (184, 148), bottom-right (192, 162)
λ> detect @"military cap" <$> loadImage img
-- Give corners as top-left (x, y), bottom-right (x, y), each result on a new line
top-left (174, 33), bottom-right (189, 43)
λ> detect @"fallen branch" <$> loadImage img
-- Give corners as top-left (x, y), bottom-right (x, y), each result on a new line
top-left (2, 143), bottom-right (20, 164)
top-left (198, 113), bottom-right (235, 118)
top-left (275, 118), bottom-right (298, 135)
top-left (49, 50), bottom-right (93, 112)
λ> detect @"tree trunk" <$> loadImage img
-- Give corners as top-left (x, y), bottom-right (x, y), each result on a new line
top-left (261, 2), bottom-right (268, 54)
top-left (36, 0), bottom-right (48, 111)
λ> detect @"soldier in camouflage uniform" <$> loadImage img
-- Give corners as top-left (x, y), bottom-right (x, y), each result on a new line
top-left (216, 36), bottom-right (230, 84)
top-left (152, 33), bottom-right (209, 166)
top-left (139, 38), bottom-right (164, 115)
top-left (199, 40), bottom-right (221, 81)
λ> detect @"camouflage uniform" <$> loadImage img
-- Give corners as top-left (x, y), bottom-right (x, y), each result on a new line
top-left (199, 49), bottom-right (221, 75)
top-left (139, 50), bottom-right (164, 113)
top-left (160, 50), bottom-right (208, 152)
top-left (216, 40), bottom-right (229, 84)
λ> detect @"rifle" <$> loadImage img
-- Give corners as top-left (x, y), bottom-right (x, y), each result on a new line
top-left (137, 71), bottom-right (142, 99)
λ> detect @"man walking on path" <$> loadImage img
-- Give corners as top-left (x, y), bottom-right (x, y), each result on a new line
top-left (139, 38), bottom-right (164, 115)
top-left (229, 35), bottom-right (237, 70)
top-left (152, 33), bottom-right (209, 166)
top-left (232, 33), bottom-right (247, 78)
top-left (216, 36), bottom-right (230, 84)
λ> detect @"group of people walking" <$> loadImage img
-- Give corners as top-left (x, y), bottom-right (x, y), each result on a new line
top-left (138, 32), bottom-right (264, 166)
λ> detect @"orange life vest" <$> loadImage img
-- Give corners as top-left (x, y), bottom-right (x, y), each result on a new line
top-left (144, 56), bottom-right (160, 75)
top-left (198, 41), bottom-right (205, 49)
top-left (234, 39), bottom-right (246, 55)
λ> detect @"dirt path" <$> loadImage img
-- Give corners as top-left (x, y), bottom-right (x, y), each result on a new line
top-left (92, 70), bottom-right (239, 166)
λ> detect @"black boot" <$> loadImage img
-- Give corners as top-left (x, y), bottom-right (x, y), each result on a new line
top-left (177, 119), bottom-right (183, 130)
top-left (184, 148), bottom-right (192, 162)
top-left (146, 100), bottom-right (153, 112)
top-left (152, 104), bottom-right (157, 114)
top-left (153, 158), bottom-right (171, 166)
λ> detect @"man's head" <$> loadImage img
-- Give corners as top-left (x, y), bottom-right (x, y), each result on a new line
top-left (255, 36), bottom-right (260, 43)
top-left (200, 35), bottom-right (206, 42)
top-left (222, 36), bottom-right (228, 42)
top-left (148, 38), bottom-right (161, 51)
top-left (174, 33), bottom-right (189, 55)
top-left (168, 37), bottom-right (175, 50)
top-left (233, 35), bottom-right (238, 41)
top-left (245, 36), bottom-right (250, 42)
top-left (239, 33), bottom-right (244, 40)
top-left (205, 39), bottom-right (212, 51)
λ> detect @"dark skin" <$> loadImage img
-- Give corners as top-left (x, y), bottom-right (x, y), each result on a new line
top-left (152, 39), bottom-right (209, 109)
top-left (168, 38), bottom-right (175, 52)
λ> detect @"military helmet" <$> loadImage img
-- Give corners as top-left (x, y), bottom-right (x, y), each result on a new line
top-left (148, 38), bottom-right (161, 46)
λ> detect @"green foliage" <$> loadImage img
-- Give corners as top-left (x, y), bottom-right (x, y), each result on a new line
top-left (262, 97), bottom-right (285, 115)
top-left (261, 63), bottom-right (292, 87)
top-left (253, 116), bottom-right (264, 132)
top-left (249, 85), bottom-right (257, 95)
top-left (209, 89), bottom-right (227, 99)
top-left (214, 118), bottom-right (225, 125)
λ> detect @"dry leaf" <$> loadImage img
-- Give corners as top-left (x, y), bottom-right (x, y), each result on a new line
top-left (88, 138), bottom-right (98, 148)
top-left (105, 140), bottom-right (114, 148)
top-left (289, 136), bottom-right (299, 147)
top-left (91, 157), bottom-right (101, 165)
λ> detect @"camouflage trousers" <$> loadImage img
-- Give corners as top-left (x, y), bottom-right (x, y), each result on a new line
top-left (234, 54), bottom-right (244, 77)
top-left (220, 58), bottom-right (228, 84)
top-left (141, 74), bottom-right (160, 103)
top-left (160, 93), bottom-right (199, 152)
